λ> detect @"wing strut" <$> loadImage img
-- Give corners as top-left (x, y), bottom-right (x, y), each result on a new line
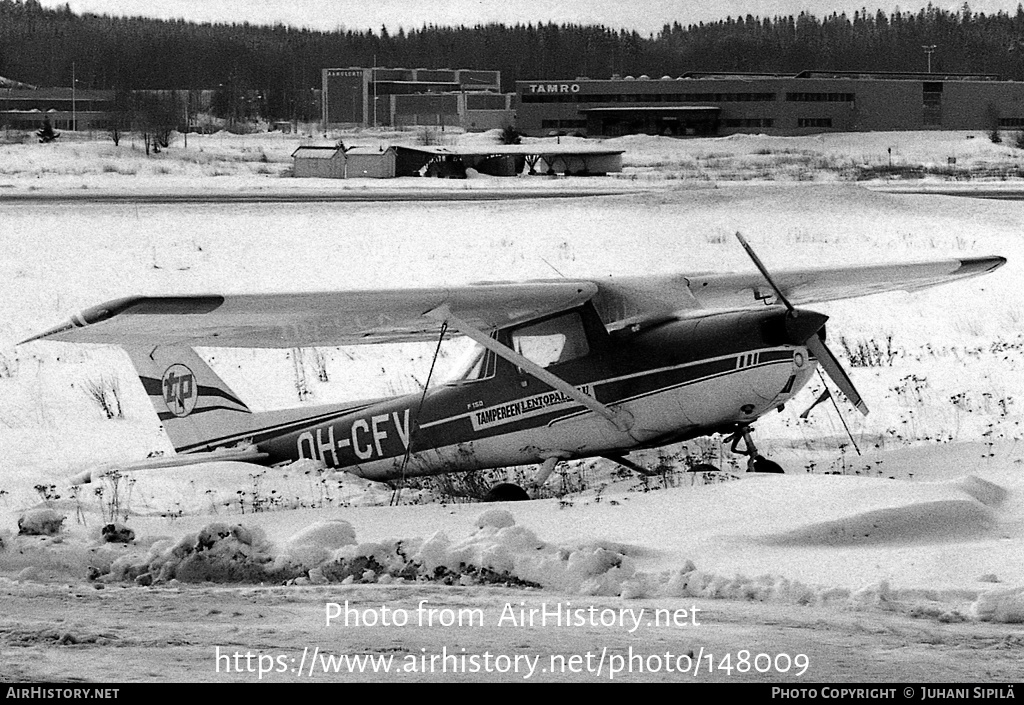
top-left (425, 305), bottom-right (634, 433)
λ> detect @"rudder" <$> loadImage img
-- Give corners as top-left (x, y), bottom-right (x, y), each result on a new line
top-left (123, 345), bottom-right (254, 453)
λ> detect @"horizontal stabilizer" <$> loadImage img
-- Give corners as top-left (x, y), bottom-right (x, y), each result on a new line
top-left (68, 445), bottom-right (269, 486)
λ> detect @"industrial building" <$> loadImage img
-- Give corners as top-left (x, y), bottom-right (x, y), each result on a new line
top-left (0, 75), bottom-right (114, 131)
top-left (515, 71), bottom-right (1024, 137)
top-left (321, 67), bottom-right (514, 131)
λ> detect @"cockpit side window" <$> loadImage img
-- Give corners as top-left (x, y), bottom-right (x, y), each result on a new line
top-left (511, 311), bottom-right (590, 369)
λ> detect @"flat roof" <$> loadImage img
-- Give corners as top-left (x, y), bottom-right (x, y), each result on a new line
top-left (293, 145), bottom-right (396, 158)
top-left (516, 70), bottom-right (1010, 87)
top-left (1, 88), bottom-right (113, 100)
top-left (345, 146), bottom-right (395, 155)
top-left (292, 146), bottom-right (340, 158)
top-left (374, 81), bottom-right (460, 87)
top-left (795, 70), bottom-right (1001, 81)
top-left (396, 145), bottom-right (624, 157)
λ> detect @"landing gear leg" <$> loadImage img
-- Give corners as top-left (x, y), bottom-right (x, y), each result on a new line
top-left (728, 425), bottom-right (785, 474)
top-left (531, 456), bottom-right (561, 489)
top-left (483, 456), bottom-right (560, 502)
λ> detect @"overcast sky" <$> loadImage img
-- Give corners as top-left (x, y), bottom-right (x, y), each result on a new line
top-left (38, 0), bottom-right (1024, 35)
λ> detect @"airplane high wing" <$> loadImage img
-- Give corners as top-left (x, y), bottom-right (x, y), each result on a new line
top-left (22, 255), bottom-right (1006, 348)
top-left (590, 255), bottom-right (1006, 331)
top-left (21, 246), bottom-right (1007, 495)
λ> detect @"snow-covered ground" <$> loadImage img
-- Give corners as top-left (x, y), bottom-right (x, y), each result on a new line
top-left (0, 129), bottom-right (1022, 682)
top-left (2, 125), bottom-right (1023, 193)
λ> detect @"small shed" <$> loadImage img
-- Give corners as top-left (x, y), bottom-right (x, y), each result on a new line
top-left (291, 145), bottom-right (397, 179)
top-left (343, 146), bottom-right (397, 179)
top-left (291, 146), bottom-right (345, 178)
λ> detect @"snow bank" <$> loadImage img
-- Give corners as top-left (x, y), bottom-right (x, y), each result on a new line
top-left (25, 508), bottom-right (1006, 624)
top-left (17, 508), bottom-right (65, 536)
top-left (763, 499), bottom-right (996, 546)
top-left (971, 586), bottom-right (1024, 623)
top-left (108, 522), bottom-right (285, 584)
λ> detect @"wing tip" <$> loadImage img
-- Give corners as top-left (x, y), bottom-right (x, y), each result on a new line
top-left (20, 295), bottom-right (226, 346)
top-left (957, 255), bottom-right (1007, 276)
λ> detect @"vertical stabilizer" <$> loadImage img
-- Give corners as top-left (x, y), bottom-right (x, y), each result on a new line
top-left (123, 345), bottom-right (254, 453)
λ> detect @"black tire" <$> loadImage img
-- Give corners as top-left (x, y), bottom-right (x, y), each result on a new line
top-left (751, 456), bottom-right (785, 474)
top-left (482, 483), bottom-right (531, 502)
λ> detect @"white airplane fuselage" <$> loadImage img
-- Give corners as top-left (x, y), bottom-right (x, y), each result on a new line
top-left (243, 307), bottom-right (819, 480)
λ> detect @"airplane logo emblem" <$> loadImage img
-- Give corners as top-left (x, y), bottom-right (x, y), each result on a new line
top-left (162, 364), bottom-right (197, 417)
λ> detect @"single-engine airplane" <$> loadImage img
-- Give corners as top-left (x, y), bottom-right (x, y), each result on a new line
top-left (23, 235), bottom-right (1005, 500)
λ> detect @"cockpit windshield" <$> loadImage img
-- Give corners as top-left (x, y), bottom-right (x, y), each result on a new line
top-left (444, 338), bottom-right (492, 384)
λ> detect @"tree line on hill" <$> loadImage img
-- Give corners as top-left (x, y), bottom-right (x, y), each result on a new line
top-left (2, 0), bottom-right (1024, 123)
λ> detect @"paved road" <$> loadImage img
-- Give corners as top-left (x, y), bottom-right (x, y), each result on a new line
top-left (923, 189), bottom-right (1024, 201)
top-left (869, 187), bottom-right (1024, 201)
top-left (0, 188), bottom-right (634, 205)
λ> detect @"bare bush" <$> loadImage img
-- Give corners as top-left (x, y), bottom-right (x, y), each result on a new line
top-left (498, 123), bottom-right (522, 145)
top-left (291, 349), bottom-right (310, 401)
top-left (416, 127), bottom-right (443, 145)
top-left (0, 353), bottom-right (14, 378)
top-left (83, 376), bottom-right (124, 419)
top-left (840, 336), bottom-right (898, 367)
top-left (309, 349), bottom-right (329, 382)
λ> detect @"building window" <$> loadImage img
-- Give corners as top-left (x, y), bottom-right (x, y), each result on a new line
top-left (520, 94), bottom-right (579, 103)
top-left (923, 83), bottom-right (943, 126)
top-left (525, 91), bottom-right (776, 104)
top-left (541, 119), bottom-right (587, 129)
top-left (999, 117), bottom-right (1024, 127)
top-left (797, 118), bottom-right (833, 128)
top-left (786, 92), bottom-right (855, 102)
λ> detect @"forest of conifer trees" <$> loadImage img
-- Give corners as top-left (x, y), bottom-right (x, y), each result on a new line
top-left (2, 0), bottom-right (1024, 122)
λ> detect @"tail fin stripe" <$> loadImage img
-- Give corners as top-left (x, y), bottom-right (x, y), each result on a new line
top-left (139, 376), bottom-right (248, 410)
top-left (196, 384), bottom-right (249, 409)
top-left (139, 376), bottom-right (163, 395)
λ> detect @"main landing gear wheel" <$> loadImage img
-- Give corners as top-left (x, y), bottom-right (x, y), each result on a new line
top-left (483, 483), bottom-right (530, 502)
top-left (750, 455), bottom-right (784, 474)
top-left (728, 425), bottom-right (786, 474)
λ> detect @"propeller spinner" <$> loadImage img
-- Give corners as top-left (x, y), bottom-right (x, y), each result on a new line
top-left (735, 232), bottom-right (868, 415)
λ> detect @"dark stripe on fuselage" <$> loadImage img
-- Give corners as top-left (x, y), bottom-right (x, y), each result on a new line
top-left (277, 348), bottom-right (800, 471)
top-left (551, 352), bottom-right (796, 427)
top-left (416, 347), bottom-right (796, 443)
top-left (174, 403), bottom-right (374, 453)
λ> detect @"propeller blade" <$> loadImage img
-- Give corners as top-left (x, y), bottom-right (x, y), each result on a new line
top-left (735, 232), bottom-right (794, 311)
top-left (806, 334), bottom-right (869, 416)
top-left (735, 233), bottom-right (868, 416)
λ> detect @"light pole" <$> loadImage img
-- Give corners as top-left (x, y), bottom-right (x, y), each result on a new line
top-left (922, 45), bottom-right (937, 73)
top-left (71, 61), bottom-right (76, 131)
